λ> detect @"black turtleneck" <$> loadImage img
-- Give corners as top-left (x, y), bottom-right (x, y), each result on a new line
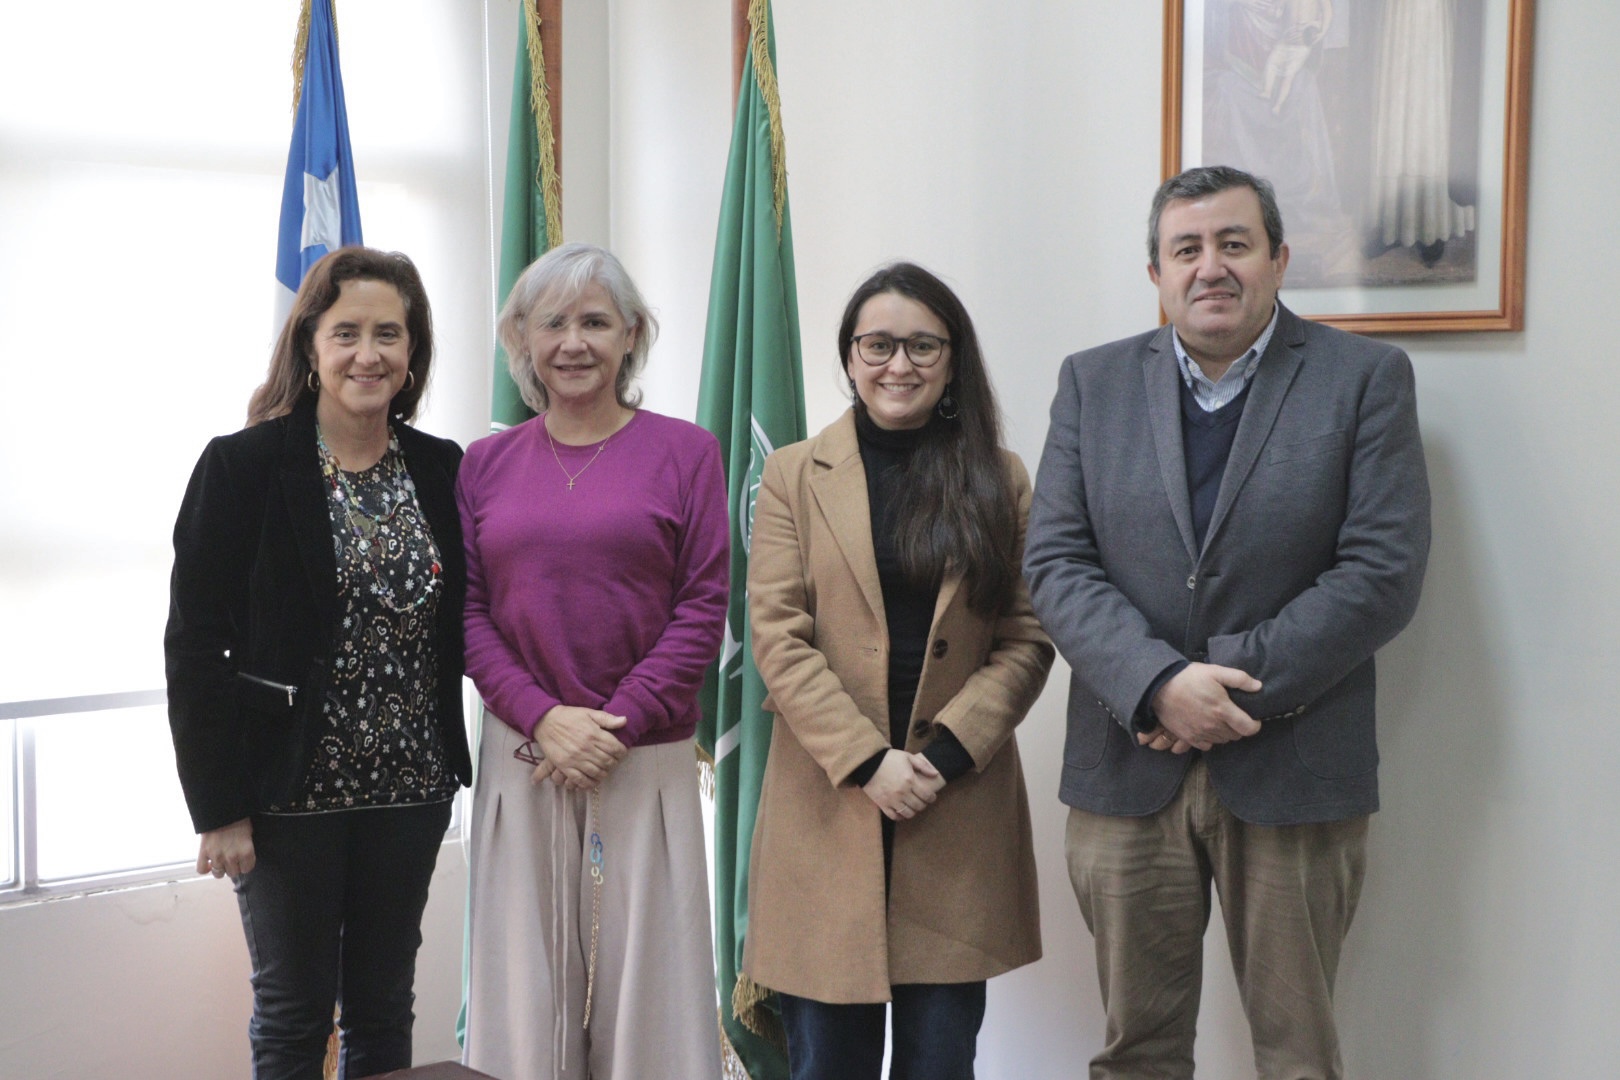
top-left (846, 409), bottom-right (973, 790)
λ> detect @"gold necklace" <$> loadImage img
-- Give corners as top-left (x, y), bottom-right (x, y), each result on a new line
top-left (546, 424), bottom-right (614, 491)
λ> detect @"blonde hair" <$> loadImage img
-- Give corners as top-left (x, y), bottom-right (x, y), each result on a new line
top-left (496, 242), bottom-right (658, 412)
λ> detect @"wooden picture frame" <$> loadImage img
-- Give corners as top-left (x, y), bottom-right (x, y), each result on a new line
top-left (1163, 0), bottom-right (1534, 333)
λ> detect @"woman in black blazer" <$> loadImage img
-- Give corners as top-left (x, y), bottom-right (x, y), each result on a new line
top-left (165, 247), bottom-right (472, 1080)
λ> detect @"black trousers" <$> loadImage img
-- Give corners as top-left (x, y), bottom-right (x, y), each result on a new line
top-left (779, 981), bottom-right (988, 1080)
top-left (233, 800), bottom-right (451, 1080)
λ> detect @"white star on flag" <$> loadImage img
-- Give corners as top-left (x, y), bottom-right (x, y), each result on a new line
top-left (301, 167), bottom-right (344, 254)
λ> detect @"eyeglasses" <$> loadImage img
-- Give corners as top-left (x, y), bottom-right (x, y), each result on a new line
top-left (852, 332), bottom-right (949, 367)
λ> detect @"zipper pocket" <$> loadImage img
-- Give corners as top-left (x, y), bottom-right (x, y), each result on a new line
top-left (236, 671), bottom-right (298, 708)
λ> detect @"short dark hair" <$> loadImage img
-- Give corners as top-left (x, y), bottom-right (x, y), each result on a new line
top-left (248, 247), bottom-right (435, 425)
top-left (1148, 166), bottom-right (1285, 271)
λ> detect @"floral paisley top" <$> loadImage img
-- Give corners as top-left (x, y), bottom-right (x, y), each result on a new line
top-left (266, 434), bottom-right (457, 813)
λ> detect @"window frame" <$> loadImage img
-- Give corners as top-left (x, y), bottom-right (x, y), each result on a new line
top-left (1, 690), bottom-right (190, 904)
top-left (2, 688), bottom-right (470, 907)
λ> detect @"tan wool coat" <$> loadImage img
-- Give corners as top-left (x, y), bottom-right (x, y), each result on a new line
top-left (742, 411), bottom-right (1054, 1004)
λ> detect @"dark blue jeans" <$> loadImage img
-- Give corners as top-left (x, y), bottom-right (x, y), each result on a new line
top-left (779, 981), bottom-right (988, 1080)
top-left (233, 801), bottom-right (451, 1080)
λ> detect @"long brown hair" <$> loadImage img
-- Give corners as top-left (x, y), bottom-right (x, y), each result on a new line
top-left (839, 263), bottom-right (1017, 616)
top-left (247, 247), bottom-right (435, 425)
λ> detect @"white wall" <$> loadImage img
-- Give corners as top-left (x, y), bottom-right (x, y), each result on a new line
top-left (0, 851), bottom-right (467, 1080)
top-left (608, 1), bottom-right (1620, 1077)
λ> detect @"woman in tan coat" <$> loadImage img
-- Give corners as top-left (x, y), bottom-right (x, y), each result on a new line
top-left (745, 263), bottom-right (1054, 1079)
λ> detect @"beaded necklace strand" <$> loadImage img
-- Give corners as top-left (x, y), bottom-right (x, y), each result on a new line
top-left (317, 427), bottom-right (442, 614)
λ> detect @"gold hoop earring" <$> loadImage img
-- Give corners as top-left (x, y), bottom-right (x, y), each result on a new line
top-left (403, 369), bottom-right (416, 392)
top-left (307, 370), bottom-right (320, 393)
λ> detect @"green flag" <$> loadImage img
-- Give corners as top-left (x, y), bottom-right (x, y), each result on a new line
top-left (459, 1), bottom-right (561, 1051)
top-left (491, 0), bottom-right (562, 431)
top-left (696, 1), bottom-right (803, 1077)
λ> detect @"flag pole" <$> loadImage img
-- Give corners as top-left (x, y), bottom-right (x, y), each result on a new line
top-left (732, 0), bottom-right (749, 111)
top-left (536, 0), bottom-right (564, 222)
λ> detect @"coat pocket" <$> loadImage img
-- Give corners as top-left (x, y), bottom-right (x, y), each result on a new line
top-left (1266, 429), bottom-right (1347, 465)
top-left (1289, 663), bottom-right (1379, 780)
top-left (1061, 680), bottom-right (1111, 771)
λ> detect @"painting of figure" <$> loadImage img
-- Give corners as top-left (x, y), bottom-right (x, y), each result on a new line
top-left (1197, 0), bottom-right (1485, 289)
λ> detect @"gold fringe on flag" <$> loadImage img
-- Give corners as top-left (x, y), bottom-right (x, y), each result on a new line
top-left (746, 0), bottom-right (789, 237)
top-left (524, 0), bottom-right (565, 248)
top-left (719, 1007), bottom-right (752, 1080)
top-left (290, 0), bottom-right (342, 115)
top-left (696, 740), bottom-right (717, 799)
top-left (290, 0), bottom-right (312, 114)
top-left (732, 970), bottom-right (787, 1049)
top-left (322, 1003), bottom-right (339, 1080)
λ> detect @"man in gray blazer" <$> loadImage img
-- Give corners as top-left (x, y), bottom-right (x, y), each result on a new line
top-left (1025, 166), bottom-right (1431, 1079)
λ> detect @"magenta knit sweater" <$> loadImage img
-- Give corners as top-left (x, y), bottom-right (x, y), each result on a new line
top-left (455, 410), bottom-right (729, 746)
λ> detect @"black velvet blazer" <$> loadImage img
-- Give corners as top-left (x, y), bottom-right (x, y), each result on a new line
top-left (164, 397), bottom-right (473, 834)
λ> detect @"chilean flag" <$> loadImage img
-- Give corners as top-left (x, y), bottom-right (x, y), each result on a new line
top-left (275, 0), bottom-right (362, 317)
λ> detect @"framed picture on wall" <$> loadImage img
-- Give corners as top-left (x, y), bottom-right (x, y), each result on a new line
top-left (1162, 0), bottom-right (1534, 333)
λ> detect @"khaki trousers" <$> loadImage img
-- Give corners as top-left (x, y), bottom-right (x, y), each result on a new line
top-left (463, 711), bottom-right (721, 1080)
top-left (1066, 758), bottom-right (1367, 1080)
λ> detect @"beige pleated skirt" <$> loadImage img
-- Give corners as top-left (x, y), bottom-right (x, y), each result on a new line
top-left (463, 710), bottom-right (721, 1080)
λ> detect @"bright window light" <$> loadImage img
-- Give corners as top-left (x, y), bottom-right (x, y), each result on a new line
top-left (1, 722), bottom-right (14, 887)
top-left (0, 0), bottom-right (492, 890)
top-left (33, 706), bottom-right (196, 883)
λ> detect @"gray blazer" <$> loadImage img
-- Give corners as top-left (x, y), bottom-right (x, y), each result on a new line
top-left (1024, 304), bottom-right (1431, 825)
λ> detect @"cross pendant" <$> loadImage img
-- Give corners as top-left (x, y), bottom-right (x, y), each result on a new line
top-left (567, 479), bottom-right (575, 491)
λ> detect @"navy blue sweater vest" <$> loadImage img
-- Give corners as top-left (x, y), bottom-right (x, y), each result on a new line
top-left (1181, 379), bottom-right (1250, 551)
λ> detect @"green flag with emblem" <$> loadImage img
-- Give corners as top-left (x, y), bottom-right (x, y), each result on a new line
top-left (695, 1), bottom-right (803, 1076)
top-left (459, 0), bottom-right (561, 1051)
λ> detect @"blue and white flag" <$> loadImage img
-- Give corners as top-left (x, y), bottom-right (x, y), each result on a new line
top-left (275, 0), bottom-right (362, 317)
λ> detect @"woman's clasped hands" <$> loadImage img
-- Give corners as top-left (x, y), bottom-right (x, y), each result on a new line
top-left (862, 748), bottom-right (945, 821)
top-left (529, 705), bottom-right (629, 790)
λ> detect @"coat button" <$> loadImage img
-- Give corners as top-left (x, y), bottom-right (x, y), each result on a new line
top-left (931, 639), bottom-right (949, 659)
top-left (1186, 574), bottom-right (1197, 590)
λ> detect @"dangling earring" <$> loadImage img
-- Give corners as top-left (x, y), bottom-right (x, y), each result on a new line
top-left (937, 384), bottom-right (959, 420)
top-left (848, 375), bottom-right (858, 397)
top-left (307, 369), bottom-right (320, 393)
top-left (403, 369), bottom-right (417, 392)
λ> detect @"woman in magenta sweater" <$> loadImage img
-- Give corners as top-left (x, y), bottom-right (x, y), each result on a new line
top-left (456, 243), bottom-right (727, 1079)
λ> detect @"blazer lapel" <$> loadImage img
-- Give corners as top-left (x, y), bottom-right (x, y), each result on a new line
top-left (929, 573), bottom-right (963, 637)
top-left (1204, 307), bottom-right (1305, 550)
top-left (807, 412), bottom-right (886, 625)
top-left (1143, 327), bottom-right (1199, 560)
top-left (397, 426), bottom-right (455, 561)
top-left (281, 401), bottom-right (339, 628)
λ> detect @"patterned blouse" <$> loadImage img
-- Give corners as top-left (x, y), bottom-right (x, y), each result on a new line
top-left (267, 433), bottom-right (457, 814)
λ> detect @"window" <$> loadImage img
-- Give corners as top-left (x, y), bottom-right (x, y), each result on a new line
top-left (1, 1), bottom-right (493, 898)
top-left (1, 720), bottom-right (14, 888)
top-left (3, 693), bottom-right (190, 896)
